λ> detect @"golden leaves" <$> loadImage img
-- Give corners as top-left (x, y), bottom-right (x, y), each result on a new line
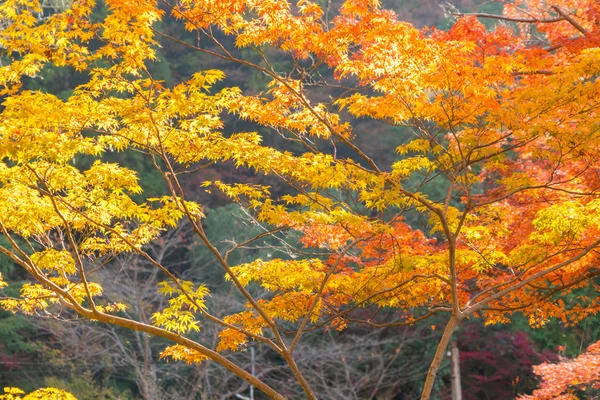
top-left (532, 200), bottom-right (600, 245)
top-left (160, 345), bottom-right (209, 365)
top-left (217, 327), bottom-right (251, 352)
top-left (151, 281), bottom-right (209, 334)
top-left (230, 258), bottom-right (325, 292)
top-left (0, 387), bottom-right (78, 400)
top-left (31, 249), bottom-right (76, 276)
top-left (1, 280), bottom-right (102, 314)
top-left (217, 311), bottom-right (266, 352)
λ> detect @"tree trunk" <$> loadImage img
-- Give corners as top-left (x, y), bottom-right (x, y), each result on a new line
top-left (420, 316), bottom-right (459, 400)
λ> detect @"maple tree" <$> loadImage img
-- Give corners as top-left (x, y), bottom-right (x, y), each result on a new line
top-left (521, 341), bottom-right (600, 399)
top-left (1, 0), bottom-right (600, 398)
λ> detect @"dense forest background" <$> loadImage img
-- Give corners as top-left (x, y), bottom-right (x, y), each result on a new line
top-left (1, 1), bottom-right (598, 399)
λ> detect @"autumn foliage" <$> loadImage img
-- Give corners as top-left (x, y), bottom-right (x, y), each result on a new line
top-left (0, 387), bottom-right (76, 400)
top-left (521, 341), bottom-right (600, 399)
top-left (1, 0), bottom-right (600, 398)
